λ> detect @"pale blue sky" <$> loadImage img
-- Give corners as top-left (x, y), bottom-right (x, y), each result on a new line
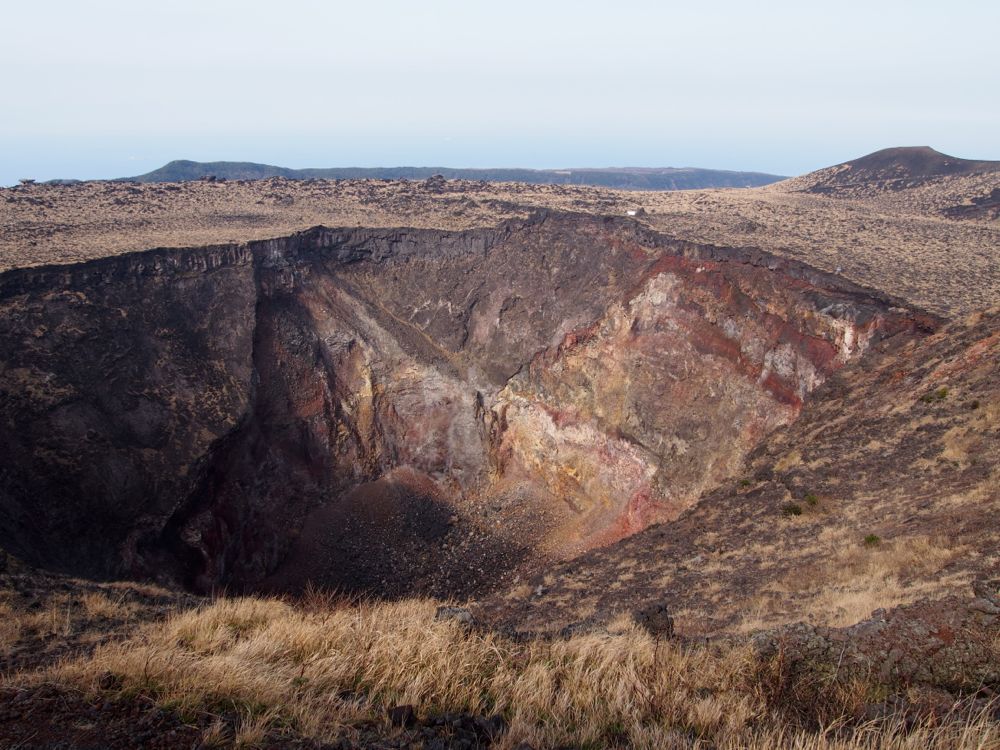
top-left (2, 0), bottom-right (998, 185)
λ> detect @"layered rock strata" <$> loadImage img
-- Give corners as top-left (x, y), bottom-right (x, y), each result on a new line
top-left (0, 213), bottom-right (934, 593)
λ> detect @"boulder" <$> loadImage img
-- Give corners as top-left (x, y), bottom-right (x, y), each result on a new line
top-left (387, 704), bottom-right (416, 728)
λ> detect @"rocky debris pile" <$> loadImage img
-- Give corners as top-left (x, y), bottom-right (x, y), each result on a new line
top-left (751, 580), bottom-right (1000, 719)
top-left (422, 174), bottom-right (449, 192)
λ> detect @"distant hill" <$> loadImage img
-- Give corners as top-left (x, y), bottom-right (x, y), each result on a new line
top-left (794, 146), bottom-right (1000, 194)
top-left (119, 160), bottom-right (785, 190)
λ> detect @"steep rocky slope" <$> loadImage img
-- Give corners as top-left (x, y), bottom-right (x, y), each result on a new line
top-left (0, 213), bottom-right (932, 597)
top-left (1, 152), bottom-right (997, 749)
top-left (477, 308), bottom-right (1000, 636)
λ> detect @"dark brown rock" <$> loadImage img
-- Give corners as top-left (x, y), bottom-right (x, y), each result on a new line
top-left (387, 704), bottom-right (417, 728)
top-left (634, 603), bottom-right (675, 638)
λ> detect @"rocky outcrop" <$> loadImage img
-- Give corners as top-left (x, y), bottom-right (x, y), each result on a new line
top-left (0, 213), bottom-right (935, 593)
top-left (484, 249), bottom-right (927, 554)
top-left (753, 580), bottom-right (1000, 701)
top-left (0, 246), bottom-right (257, 577)
top-left (475, 307), bottom-right (998, 637)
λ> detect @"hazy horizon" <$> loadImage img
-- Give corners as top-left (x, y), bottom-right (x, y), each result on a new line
top-left (3, 0), bottom-right (999, 186)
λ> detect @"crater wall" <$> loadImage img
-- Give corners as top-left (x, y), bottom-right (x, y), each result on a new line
top-left (0, 214), bottom-right (936, 594)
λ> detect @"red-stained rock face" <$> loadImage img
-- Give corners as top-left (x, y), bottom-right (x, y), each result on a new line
top-left (481, 247), bottom-right (925, 557)
top-left (0, 214), bottom-right (935, 595)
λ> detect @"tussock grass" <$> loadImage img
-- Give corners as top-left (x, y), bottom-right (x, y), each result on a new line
top-left (80, 590), bottom-right (138, 620)
top-left (725, 711), bottom-right (1000, 750)
top-left (0, 593), bottom-right (74, 647)
top-left (13, 595), bottom-right (998, 749)
top-left (793, 535), bottom-right (963, 627)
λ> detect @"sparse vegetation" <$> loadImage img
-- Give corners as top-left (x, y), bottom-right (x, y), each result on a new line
top-left (0, 575), bottom-right (188, 681)
top-left (781, 503), bottom-right (803, 517)
top-left (733, 535), bottom-right (965, 632)
top-left (81, 590), bottom-right (137, 620)
top-left (804, 492), bottom-right (819, 506)
top-left (864, 534), bottom-right (882, 547)
top-left (2, 170), bottom-right (998, 316)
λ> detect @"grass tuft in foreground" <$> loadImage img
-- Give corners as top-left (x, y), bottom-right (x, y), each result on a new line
top-left (10, 595), bottom-right (998, 749)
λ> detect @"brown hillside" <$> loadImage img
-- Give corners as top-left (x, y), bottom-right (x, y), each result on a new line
top-left (774, 146), bottom-right (1000, 222)
top-left (822, 147), bottom-right (999, 184)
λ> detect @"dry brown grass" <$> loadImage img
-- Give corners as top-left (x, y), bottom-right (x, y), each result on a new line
top-left (0, 596), bottom-right (74, 648)
top-left (80, 590), bottom-right (138, 620)
top-left (736, 535), bottom-right (967, 632)
top-left (0, 588), bottom-right (139, 650)
top-left (725, 715), bottom-right (1000, 750)
top-left (0, 577), bottom-right (187, 679)
top-left (10, 595), bottom-right (997, 749)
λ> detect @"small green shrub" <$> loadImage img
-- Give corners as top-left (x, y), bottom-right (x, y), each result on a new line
top-left (804, 493), bottom-right (818, 506)
top-left (863, 534), bottom-right (881, 547)
top-left (781, 503), bottom-right (802, 517)
top-left (739, 479), bottom-right (752, 488)
top-left (920, 387), bottom-right (949, 403)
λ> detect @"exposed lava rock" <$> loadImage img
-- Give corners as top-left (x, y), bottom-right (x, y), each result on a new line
top-left (633, 602), bottom-right (675, 637)
top-left (752, 582), bottom-right (1000, 703)
top-left (0, 213), bottom-right (935, 596)
top-left (476, 307), bottom-right (999, 638)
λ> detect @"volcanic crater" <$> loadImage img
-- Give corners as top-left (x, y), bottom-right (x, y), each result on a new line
top-left (0, 211), bottom-right (936, 600)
